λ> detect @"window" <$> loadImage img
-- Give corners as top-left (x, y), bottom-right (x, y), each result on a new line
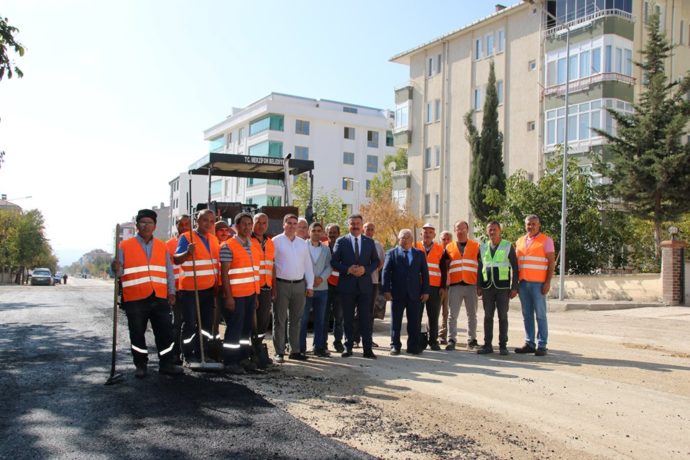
top-left (424, 193), bottom-right (430, 215)
top-left (343, 204), bottom-right (353, 215)
top-left (644, 1), bottom-right (649, 24)
top-left (681, 20), bottom-right (685, 45)
top-left (527, 121), bottom-right (536, 131)
top-left (528, 59), bottom-right (537, 71)
top-left (486, 34), bottom-right (494, 56)
top-left (436, 53), bottom-right (442, 73)
top-left (579, 50), bottom-right (590, 78)
top-left (366, 155), bottom-right (378, 173)
top-left (568, 54), bottom-right (578, 81)
top-left (655, 5), bottom-right (663, 30)
top-left (344, 127), bottom-right (355, 140)
top-left (249, 114), bottom-right (284, 136)
top-left (604, 45), bottom-right (612, 72)
top-left (474, 88), bottom-right (482, 111)
top-left (225, 132), bottom-right (232, 149)
top-left (209, 136), bottom-right (224, 153)
top-left (294, 146), bottom-right (309, 160)
top-left (475, 38), bottom-right (482, 60)
top-left (426, 102), bottom-right (433, 123)
top-left (343, 152), bottom-right (355, 165)
top-left (365, 180), bottom-right (371, 195)
top-left (434, 99), bottom-right (441, 121)
top-left (367, 130), bottom-right (379, 148)
top-left (557, 57), bottom-right (567, 84)
top-left (615, 47), bottom-right (623, 73)
top-left (497, 80), bottom-right (504, 105)
top-left (295, 119), bottom-right (310, 135)
top-left (248, 140), bottom-right (283, 158)
top-left (386, 130), bottom-right (394, 147)
top-left (428, 56), bottom-right (434, 77)
top-left (497, 29), bottom-right (505, 53)
top-left (342, 178), bottom-right (354, 191)
top-left (592, 47), bottom-right (601, 74)
top-left (435, 146), bottom-right (441, 167)
top-left (238, 127), bottom-right (244, 143)
top-left (424, 147), bottom-right (432, 169)
top-left (434, 193), bottom-right (440, 214)
top-left (624, 49), bottom-right (632, 76)
top-left (343, 106), bottom-right (358, 114)
top-left (210, 180), bottom-right (222, 196)
top-left (544, 98), bottom-right (633, 146)
top-left (395, 103), bottom-right (409, 130)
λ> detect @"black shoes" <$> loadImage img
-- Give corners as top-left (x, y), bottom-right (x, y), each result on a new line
top-left (477, 346), bottom-right (494, 355)
top-left (274, 354), bottom-right (285, 364)
top-left (333, 341), bottom-right (345, 353)
top-left (499, 347), bottom-right (509, 356)
top-left (535, 348), bottom-right (548, 356)
top-left (289, 352), bottom-right (309, 361)
top-left (445, 340), bottom-right (456, 351)
top-left (341, 349), bottom-right (353, 357)
top-left (314, 349), bottom-right (331, 357)
top-left (363, 350), bottom-right (377, 359)
top-left (390, 348), bottom-right (401, 356)
top-left (429, 343), bottom-right (441, 351)
top-left (467, 339), bottom-right (479, 349)
top-left (134, 365), bottom-right (147, 379)
top-left (515, 343), bottom-right (537, 354)
top-left (159, 362), bottom-right (183, 375)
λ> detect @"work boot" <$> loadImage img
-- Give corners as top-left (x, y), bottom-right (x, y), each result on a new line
top-left (134, 365), bottom-right (147, 379)
top-left (430, 342), bottom-right (441, 351)
top-left (499, 347), bottom-right (509, 356)
top-left (240, 358), bottom-right (259, 373)
top-left (535, 348), bottom-right (548, 356)
top-left (467, 339), bottom-right (479, 349)
top-left (363, 349), bottom-right (377, 359)
top-left (477, 346), bottom-right (494, 355)
top-left (515, 343), bottom-right (536, 354)
top-left (445, 340), bottom-right (456, 351)
top-left (159, 362), bottom-right (183, 376)
top-left (314, 349), bottom-right (331, 357)
top-left (289, 352), bottom-right (309, 361)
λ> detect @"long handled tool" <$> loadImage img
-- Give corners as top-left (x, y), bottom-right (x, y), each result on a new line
top-left (187, 184), bottom-right (224, 372)
top-left (105, 224), bottom-right (125, 385)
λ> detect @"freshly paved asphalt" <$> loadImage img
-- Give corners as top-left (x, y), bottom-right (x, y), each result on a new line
top-left (0, 280), bottom-right (370, 459)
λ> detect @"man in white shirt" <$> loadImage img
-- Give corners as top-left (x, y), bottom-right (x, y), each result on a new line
top-left (271, 214), bottom-right (314, 363)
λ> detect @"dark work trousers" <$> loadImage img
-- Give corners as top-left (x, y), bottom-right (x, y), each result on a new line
top-left (171, 296), bottom-right (183, 361)
top-left (221, 294), bottom-right (256, 364)
top-left (390, 297), bottom-right (422, 352)
top-left (326, 283), bottom-right (343, 345)
top-left (341, 289), bottom-right (373, 351)
top-left (421, 286), bottom-right (441, 346)
top-left (179, 288), bottom-right (215, 361)
top-left (253, 287), bottom-right (272, 340)
top-left (123, 294), bottom-right (176, 367)
top-left (353, 283), bottom-right (378, 344)
top-left (482, 288), bottom-right (510, 348)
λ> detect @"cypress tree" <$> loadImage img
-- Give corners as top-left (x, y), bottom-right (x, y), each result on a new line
top-left (465, 61), bottom-right (506, 222)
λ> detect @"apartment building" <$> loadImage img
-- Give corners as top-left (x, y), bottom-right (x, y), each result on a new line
top-left (201, 93), bottom-right (396, 215)
top-left (391, 0), bottom-right (690, 231)
top-left (390, 3), bottom-right (542, 231)
top-left (168, 172), bottom-right (210, 234)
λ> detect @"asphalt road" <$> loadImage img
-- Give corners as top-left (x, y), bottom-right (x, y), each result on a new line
top-left (0, 279), bottom-right (369, 459)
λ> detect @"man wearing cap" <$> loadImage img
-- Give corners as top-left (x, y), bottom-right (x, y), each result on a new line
top-left (165, 214), bottom-right (190, 364)
top-left (174, 209), bottom-right (221, 365)
top-left (415, 223), bottom-right (444, 351)
top-left (215, 220), bottom-right (232, 244)
top-left (438, 230), bottom-right (452, 345)
top-left (113, 209), bottom-right (183, 378)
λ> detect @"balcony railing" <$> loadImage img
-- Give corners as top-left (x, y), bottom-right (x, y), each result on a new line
top-left (545, 8), bottom-right (634, 38)
top-left (544, 72), bottom-right (635, 97)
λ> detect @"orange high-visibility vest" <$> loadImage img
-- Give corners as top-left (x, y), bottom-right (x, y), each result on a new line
top-left (327, 240), bottom-right (339, 286)
top-left (415, 241), bottom-right (444, 287)
top-left (223, 237), bottom-right (260, 297)
top-left (516, 233), bottom-right (551, 282)
top-left (252, 235), bottom-right (275, 288)
top-left (446, 240), bottom-right (480, 285)
top-left (165, 237), bottom-right (182, 290)
top-left (120, 237), bottom-right (168, 302)
top-left (179, 231), bottom-right (220, 291)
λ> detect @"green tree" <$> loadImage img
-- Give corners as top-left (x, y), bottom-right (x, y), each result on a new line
top-left (0, 209), bottom-right (58, 282)
top-left (465, 61), bottom-right (506, 222)
top-left (292, 174), bottom-right (348, 227)
top-left (367, 148), bottom-right (408, 201)
top-left (0, 15), bottom-right (24, 80)
top-left (594, 12), bottom-right (690, 259)
top-left (485, 155), bottom-right (629, 274)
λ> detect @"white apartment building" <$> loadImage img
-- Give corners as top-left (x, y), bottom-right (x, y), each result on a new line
top-left (201, 92), bottom-right (396, 215)
top-left (168, 172), bottom-right (210, 234)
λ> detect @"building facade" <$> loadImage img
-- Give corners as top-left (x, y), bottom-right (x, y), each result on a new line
top-left (201, 93), bottom-right (395, 215)
top-left (168, 172), bottom-right (209, 235)
top-left (391, 0), bottom-right (690, 232)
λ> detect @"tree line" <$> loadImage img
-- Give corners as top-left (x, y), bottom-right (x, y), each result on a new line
top-left (0, 209), bottom-right (58, 283)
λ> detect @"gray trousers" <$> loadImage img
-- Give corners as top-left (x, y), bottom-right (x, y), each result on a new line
top-left (448, 284), bottom-right (478, 343)
top-left (481, 288), bottom-right (510, 348)
top-left (272, 280), bottom-right (306, 356)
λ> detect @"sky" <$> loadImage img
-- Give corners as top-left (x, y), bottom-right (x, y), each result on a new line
top-left (0, 0), bottom-right (503, 265)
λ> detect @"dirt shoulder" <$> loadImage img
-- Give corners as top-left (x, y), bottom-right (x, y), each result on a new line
top-left (233, 307), bottom-right (690, 459)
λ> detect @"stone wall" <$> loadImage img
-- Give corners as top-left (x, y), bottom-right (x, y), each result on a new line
top-left (551, 274), bottom-right (661, 301)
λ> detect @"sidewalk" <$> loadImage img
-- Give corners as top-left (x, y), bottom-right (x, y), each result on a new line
top-left (508, 298), bottom-right (666, 312)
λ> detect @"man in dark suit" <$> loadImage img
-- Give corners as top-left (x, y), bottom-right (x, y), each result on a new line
top-left (382, 229), bottom-right (430, 355)
top-left (331, 214), bottom-right (380, 359)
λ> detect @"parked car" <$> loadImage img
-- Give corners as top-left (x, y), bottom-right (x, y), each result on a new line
top-left (54, 272), bottom-right (63, 284)
top-left (31, 268), bottom-right (54, 286)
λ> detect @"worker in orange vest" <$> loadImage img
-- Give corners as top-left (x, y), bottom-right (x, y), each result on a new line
top-left (515, 214), bottom-right (555, 356)
top-left (438, 230), bottom-right (453, 345)
top-left (165, 214), bottom-right (190, 364)
top-left (324, 223), bottom-right (344, 353)
top-left (219, 212), bottom-right (261, 374)
top-left (174, 209), bottom-right (220, 366)
top-left (415, 223), bottom-right (445, 351)
top-left (440, 220), bottom-right (480, 351)
top-left (251, 213), bottom-right (275, 355)
top-left (113, 209), bottom-right (183, 378)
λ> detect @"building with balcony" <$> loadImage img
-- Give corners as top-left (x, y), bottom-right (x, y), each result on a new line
top-left (201, 93), bottom-right (396, 216)
top-left (391, 0), bottom-right (690, 231)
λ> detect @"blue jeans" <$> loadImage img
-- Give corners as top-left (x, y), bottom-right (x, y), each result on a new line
top-left (300, 290), bottom-right (328, 352)
top-left (518, 281), bottom-right (548, 349)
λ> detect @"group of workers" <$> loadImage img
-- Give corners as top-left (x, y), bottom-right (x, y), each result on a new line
top-left (113, 208), bottom-right (555, 378)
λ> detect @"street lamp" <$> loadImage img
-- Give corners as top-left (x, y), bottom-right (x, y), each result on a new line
top-left (524, 0), bottom-right (571, 300)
